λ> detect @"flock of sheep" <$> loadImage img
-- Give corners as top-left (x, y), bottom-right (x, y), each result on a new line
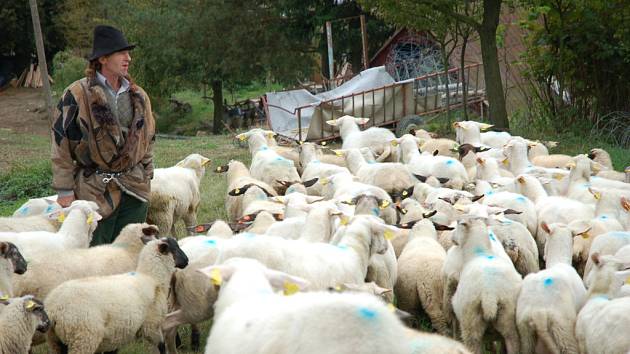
top-left (0, 115), bottom-right (629, 354)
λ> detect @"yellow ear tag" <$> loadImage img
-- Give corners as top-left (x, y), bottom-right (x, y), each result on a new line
top-left (581, 231), bottom-right (590, 239)
top-left (402, 190), bottom-right (408, 196)
top-left (390, 140), bottom-right (399, 147)
top-left (334, 285), bottom-right (342, 291)
top-left (340, 216), bottom-right (349, 226)
top-left (216, 166), bottom-right (222, 172)
top-left (234, 188), bottom-right (240, 194)
top-left (552, 173), bottom-right (565, 181)
top-left (380, 200), bottom-right (390, 209)
top-left (267, 133), bottom-right (274, 139)
top-left (502, 158), bottom-right (509, 166)
top-left (86, 213), bottom-right (93, 225)
top-left (57, 212), bottom-right (66, 223)
top-left (384, 229), bottom-right (395, 240)
top-left (239, 136), bottom-right (246, 141)
top-left (25, 300), bottom-right (36, 310)
top-left (321, 141), bottom-right (327, 146)
top-left (626, 276), bottom-right (630, 285)
top-left (0, 295), bottom-right (9, 301)
top-left (334, 150), bottom-right (343, 157)
top-left (387, 303), bottom-right (396, 312)
top-left (593, 192), bottom-right (601, 200)
top-left (283, 282), bottom-right (300, 296)
top-left (210, 269), bottom-right (222, 286)
top-left (400, 208), bottom-right (408, 214)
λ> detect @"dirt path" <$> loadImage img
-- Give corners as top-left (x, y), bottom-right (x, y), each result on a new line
top-left (0, 87), bottom-right (52, 136)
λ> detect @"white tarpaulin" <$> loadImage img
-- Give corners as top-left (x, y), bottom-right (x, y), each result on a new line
top-left (266, 66), bottom-right (397, 140)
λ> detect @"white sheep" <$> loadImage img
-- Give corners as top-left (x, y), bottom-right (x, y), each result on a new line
top-left (583, 231), bottom-right (630, 279)
top-left (0, 212), bottom-right (60, 233)
top-left (199, 257), bottom-right (461, 354)
top-left (0, 200), bottom-right (101, 260)
top-left (265, 201), bottom-right (342, 242)
top-left (0, 296), bottom-right (50, 354)
top-left (45, 237), bottom-right (189, 354)
top-left (298, 142), bottom-right (350, 196)
top-left (147, 153), bottom-right (210, 237)
top-left (571, 216), bottom-right (625, 276)
top-left (516, 222), bottom-right (586, 354)
top-left (326, 115), bottom-right (399, 162)
top-left (450, 217), bottom-right (522, 354)
top-left (481, 190), bottom-right (537, 237)
top-left (395, 219), bottom-right (449, 334)
top-left (11, 195), bottom-right (60, 217)
top-left (0, 242), bottom-right (27, 297)
top-left (453, 121), bottom-right (509, 148)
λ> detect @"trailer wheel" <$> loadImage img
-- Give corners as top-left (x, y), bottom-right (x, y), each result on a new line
top-left (396, 115), bottom-right (426, 137)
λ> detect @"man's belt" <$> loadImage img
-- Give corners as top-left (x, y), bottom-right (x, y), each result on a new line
top-left (95, 168), bottom-right (132, 184)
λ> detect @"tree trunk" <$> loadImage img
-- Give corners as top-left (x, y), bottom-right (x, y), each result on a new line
top-left (478, 0), bottom-right (509, 129)
top-left (212, 79), bottom-right (223, 135)
top-left (460, 33), bottom-right (469, 121)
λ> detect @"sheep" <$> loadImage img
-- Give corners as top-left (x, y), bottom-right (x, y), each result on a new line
top-left (0, 296), bottom-right (50, 354)
top-left (576, 254), bottom-right (630, 354)
top-left (238, 128), bottom-right (301, 168)
top-left (216, 214), bottom-right (394, 291)
top-left (45, 237), bottom-right (189, 354)
top-left (216, 160), bottom-right (278, 221)
top-left (590, 186), bottom-right (630, 230)
top-left (395, 219), bottom-right (449, 334)
top-left (453, 120), bottom-right (509, 148)
top-left (475, 157), bottom-right (515, 189)
top-left (338, 148), bottom-right (416, 198)
top-left (265, 201), bottom-right (342, 242)
top-left (0, 212), bottom-right (60, 233)
top-left (489, 220), bottom-right (540, 277)
top-left (199, 257), bottom-right (438, 354)
top-left (450, 217), bottom-right (522, 354)
top-left (237, 186), bottom-right (286, 219)
top-left (298, 142), bottom-right (350, 196)
top-left (0, 242), bottom-right (27, 297)
top-left (480, 190), bottom-right (537, 237)
top-left (12, 223), bottom-right (159, 302)
top-left (526, 140), bottom-right (558, 161)
top-left (564, 154), bottom-right (602, 205)
top-left (326, 115), bottom-right (399, 162)
top-left (588, 148), bottom-right (614, 170)
top-left (571, 216), bottom-right (624, 276)
top-left (0, 200), bottom-right (101, 260)
top-left (420, 137), bottom-right (459, 158)
top-left (147, 153), bottom-right (210, 237)
top-left (515, 222), bottom-right (587, 354)
top-left (236, 130), bottom-right (301, 194)
top-left (531, 154), bottom-right (573, 169)
top-left (12, 195), bottom-right (60, 217)
top-left (583, 231), bottom-right (630, 279)
top-left (397, 134), bottom-right (469, 190)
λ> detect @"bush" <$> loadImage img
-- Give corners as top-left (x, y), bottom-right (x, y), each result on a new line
top-left (51, 50), bottom-right (86, 98)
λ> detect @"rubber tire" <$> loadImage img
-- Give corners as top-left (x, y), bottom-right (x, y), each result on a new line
top-left (396, 115), bottom-right (426, 137)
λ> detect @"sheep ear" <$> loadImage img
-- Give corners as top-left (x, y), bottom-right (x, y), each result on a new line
top-left (228, 184), bottom-right (251, 196)
top-left (214, 165), bottom-right (229, 173)
top-left (471, 194), bottom-right (484, 202)
top-left (235, 133), bottom-right (248, 141)
top-left (475, 146), bottom-right (491, 153)
top-left (587, 187), bottom-right (601, 201)
top-left (591, 252), bottom-right (601, 266)
top-left (157, 242), bottom-right (169, 255)
top-left (433, 221), bottom-right (454, 231)
top-left (302, 178), bottom-right (319, 188)
top-left (0, 242), bottom-right (7, 256)
top-left (354, 117), bottom-right (370, 125)
top-left (433, 149), bottom-right (439, 156)
top-left (390, 139), bottom-right (399, 147)
top-left (503, 209), bottom-right (522, 215)
top-left (325, 119), bottom-right (339, 126)
top-left (305, 195), bottom-right (325, 203)
top-left (517, 176), bottom-right (526, 184)
top-left (423, 210), bottom-right (438, 218)
top-left (452, 122), bottom-right (461, 129)
top-left (47, 209), bottom-right (66, 223)
top-left (413, 174), bottom-right (428, 183)
top-left (201, 158), bottom-right (211, 167)
top-left (541, 222), bottom-right (551, 234)
top-left (614, 269), bottom-right (630, 284)
top-left (141, 225), bottom-right (159, 244)
top-left (401, 186), bottom-right (414, 198)
top-left (621, 197), bottom-right (630, 212)
top-left (408, 128), bottom-right (416, 136)
top-left (264, 268), bottom-right (310, 295)
top-left (437, 177), bottom-right (450, 185)
top-left (197, 264), bottom-right (235, 286)
top-left (478, 123), bottom-right (494, 131)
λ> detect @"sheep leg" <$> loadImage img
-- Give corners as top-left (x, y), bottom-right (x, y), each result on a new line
top-left (191, 324), bottom-right (201, 351)
top-left (418, 282), bottom-right (449, 335)
top-left (183, 203), bottom-right (199, 236)
top-left (548, 315), bottom-right (579, 354)
top-left (443, 277), bottom-right (459, 338)
top-left (494, 304), bottom-right (520, 354)
top-left (516, 317), bottom-right (536, 354)
top-left (459, 306), bottom-right (487, 354)
top-left (163, 309), bottom-right (188, 354)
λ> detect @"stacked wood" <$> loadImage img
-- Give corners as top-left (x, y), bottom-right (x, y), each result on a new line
top-left (15, 64), bottom-right (53, 88)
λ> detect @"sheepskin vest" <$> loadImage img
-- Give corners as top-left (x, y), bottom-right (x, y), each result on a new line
top-left (51, 77), bottom-right (156, 218)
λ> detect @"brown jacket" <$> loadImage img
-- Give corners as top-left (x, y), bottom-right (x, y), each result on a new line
top-left (51, 77), bottom-right (155, 218)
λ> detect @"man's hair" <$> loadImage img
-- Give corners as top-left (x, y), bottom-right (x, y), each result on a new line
top-left (85, 56), bottom-right (137, 92)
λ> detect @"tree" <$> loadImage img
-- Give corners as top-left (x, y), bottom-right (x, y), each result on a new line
top-left (358, 0), bottom-right (510, 129)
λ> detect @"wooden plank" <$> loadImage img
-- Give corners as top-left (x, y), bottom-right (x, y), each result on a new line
top-left (24, 64), bottom-right (34, 87)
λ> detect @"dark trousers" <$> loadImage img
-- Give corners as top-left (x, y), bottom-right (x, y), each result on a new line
top-left (90, 193), bottom-right (148, 246)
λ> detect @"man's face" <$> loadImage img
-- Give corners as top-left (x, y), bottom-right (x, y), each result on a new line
top-left (99, 50), bottom-right (131, 77)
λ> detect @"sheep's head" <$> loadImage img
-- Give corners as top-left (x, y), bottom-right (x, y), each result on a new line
top-left (155, 237), bottom-right (189, 269)
top-left (0, 242), bottom-right (27, 275)
top-left (325, 115), bottom-right (369, 127)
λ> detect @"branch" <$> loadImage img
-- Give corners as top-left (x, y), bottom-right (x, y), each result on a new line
top-left (424, 1), bottom-right (482, 30)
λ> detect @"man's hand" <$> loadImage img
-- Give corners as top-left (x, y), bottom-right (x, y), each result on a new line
top-left (57, 194), bottom-right (76, 207)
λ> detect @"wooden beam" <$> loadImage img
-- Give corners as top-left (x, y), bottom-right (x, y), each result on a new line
top-left (29, 0), bottom-right (54, 125)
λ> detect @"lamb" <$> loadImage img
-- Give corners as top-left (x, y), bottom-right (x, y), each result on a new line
top-left (298, 142), bottom-right (350, 196)
top-left (583, 231), bottom-right (630, 279)
top-left (238, 185), bottom-right (285, 218)
top-left (481, 190), bottom-right (537, 237)
top-left (239, 128), bottom-right (301, 168)
top-left (526, 140), bottom-right (558, 161)
top-left (265, 201), bottom-right (343, 242)
top-left (0, 212), bottom-right (60, 233)
top-left (12, 223), bottom-right (159, 302)
top-left (0, 296), bottom-right (50, 354)
top-left (236, 129), bottom-right (301, 194)
top-left (339, 148), bottom-right (416, 198)
top-left (453, 120), bottom-right (510, 148)
top-left (576, 254), bottom-right (630, 354)
top-left (216, 214), bottom-right (392, 290)
top-left (147, 153), bottom-right (210, 237)
top-left (395, 219), bottom-right (449, 334)
top-left (0, 242), bottom-right (27, 297)
top-left (0, 200), bottom-right (101, 260)
top-left (198, 257), bottom-right (426, 354)
top-left (516, 222), bottom-right (587, 354)
top-left (326, 115), bottom-right (399, 162)
top-left (490, 220), bottom-right (540, 277)
top-left (216, 160), bottom-right (278, 221)
top-left (45, 237), bottom-right (189, 354)
top-left (12, 195), bottom-right (60, 217)
top-left (531, 154), bottom-right (573, 169)
top-left (571, 216), bottom-right (624, 276)
top-left (420, 137), bottom-right (459, 158)
top-left (590, 186), bottom-right (630, 230)
top-left (450, 217), bottom-right (522, 354)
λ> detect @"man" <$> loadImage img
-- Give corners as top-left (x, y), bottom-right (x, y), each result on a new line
top-left (51, 25), bottom-right (156, 246)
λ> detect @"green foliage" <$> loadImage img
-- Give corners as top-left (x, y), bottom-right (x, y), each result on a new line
top-left (519, 0), bottom-right (630, 145)
top-left (0, 160), bottom-right (54, 214)
top-left (51, 50), bottom-right (86, 98)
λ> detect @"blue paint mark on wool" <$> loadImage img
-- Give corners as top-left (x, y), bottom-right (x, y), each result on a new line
top-left (543, 277), bottom-right (553, 287)
top-left (358, 307), bottom-right (377, 320)
top-left (600, 215), bottom-right (608, 220)
top-left (19, 207), bottom-right (29, 215)
top-left (242, 232), bottom-right (255, 239)
top-left (128, 272), bottom-right (136, 276)
top-left (487, 190), bottom-right (495, 195)
top-left (486, 255), bottom-right (495, 260)
top-left (45, 205), bottom-right (54, 213)
top-left (336, 244), bottom-right (349, 251)
top-left (611, 231), bottom-right (630, 239)
top-left (371, 208), bottom-right (380, 216)
top-left (258, 146), bottom-right (269, 151)
top-left (473, 246), bottom-right (487, 256)
top-left (446, 159), bottom-right (454, 165)
top-left (489, 231), bottom-right (496, 241)
top-left (312, 160), bottom-right (320, 164)
top-left (205, 239), bottom-right (217, 247)
top-left (367, 160), bottom-right (375, 164)
top-left (581, 183), bottom-right (592, 188)
top-left (516, 196), bottom-right (526, 203)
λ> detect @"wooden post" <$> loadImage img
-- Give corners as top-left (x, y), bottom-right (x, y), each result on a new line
top-left (360, 15), bottom-right (369, 70)
top-left (29, 0), bottom-right (54, 125)
top-left (326, 21), bottom-right (335, 89)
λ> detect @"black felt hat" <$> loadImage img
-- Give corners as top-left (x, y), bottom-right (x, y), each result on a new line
top-left (88, 25), bottom-right (136, 61)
